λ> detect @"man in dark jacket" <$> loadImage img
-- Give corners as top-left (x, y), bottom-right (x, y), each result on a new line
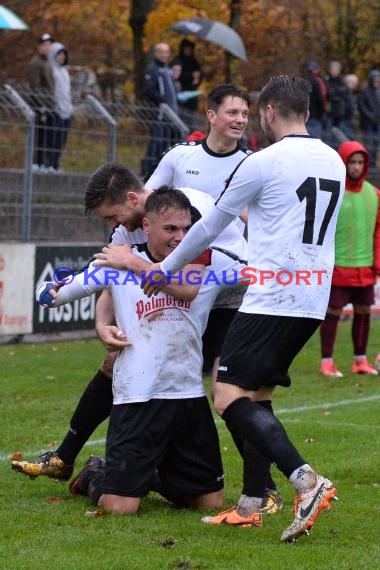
top-left (303, 60), bottom-right (328, 139)
top-left (27, 33), bottom-right (55, 171)
top-left (358, 70), bottom-right (380, 167)
top-left (325, 61), bottom-right (353, 145)
top-left (141, 43), bottom-right (181, 176)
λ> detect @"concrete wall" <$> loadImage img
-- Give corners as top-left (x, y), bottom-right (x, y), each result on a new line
top-left (0, 169), bottom-right (106, 243)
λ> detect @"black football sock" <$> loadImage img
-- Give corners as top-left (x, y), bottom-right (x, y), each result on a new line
top-left (352, 313), bottom-right (370, 356)
top-left (56, 370), bottom-right (113, 466)
top-left (320, 313), bottom-right (340, 358)
top-left (257, 400), bottom-right (277, 490)
top-left (229, 401), bottom-right (277, 495)
top-left (242, 401), bottom-right (276, 496)
top-left (222, 397), bottom-right (305, 479)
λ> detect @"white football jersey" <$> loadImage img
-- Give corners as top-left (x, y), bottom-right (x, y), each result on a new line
top-left (146, 139), bottom-right (252, 234)
top-left (161, 136), bottom-right (346, 319)
top-left (111, 186), bottom-right (247, 262)
top-left (146, 139), bottom-right (252, 201)
top-left (53, 245), bottom-right (240, 403)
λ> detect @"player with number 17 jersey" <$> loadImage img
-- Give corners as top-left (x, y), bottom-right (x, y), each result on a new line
top-left (161, 135), bottom-right (346, 319)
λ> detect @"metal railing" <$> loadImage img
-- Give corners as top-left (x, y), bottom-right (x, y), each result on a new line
top-left (0, 84), bottom-right (378, 243)
top-left (0, 84), bottom-right (205, 242)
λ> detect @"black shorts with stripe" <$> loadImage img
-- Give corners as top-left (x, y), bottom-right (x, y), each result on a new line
top-left (217, 313), bottom-right (321, 390)
top-left (103, 396), bottom-right (224, 499)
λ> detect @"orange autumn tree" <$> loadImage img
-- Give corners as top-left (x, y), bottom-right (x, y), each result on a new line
top-left (0, 0), bottom-right (378, 96)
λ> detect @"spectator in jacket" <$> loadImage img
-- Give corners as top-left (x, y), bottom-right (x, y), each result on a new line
top-left (48, 42), bottom-right (73, 172)
top-left (343, 73), bottom-right (360, 139)
top-left (303, 60), bottom-right (328, 139)
top-left (141, 43), bottom-right (181, 177)
top-left (172, 39), bottom-right (202, 112)
top-left (27, 33), bottom-right (55, 171)
top-left (325, 61), bottom-right (353, 145)
top-left (358, 70), bottom-right (380, 167)
top-left (320, 140), bottom-right (380, 377)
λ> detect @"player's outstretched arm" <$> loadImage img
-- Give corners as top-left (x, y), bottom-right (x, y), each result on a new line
top-left (35, 265), bottom-right (106, 308)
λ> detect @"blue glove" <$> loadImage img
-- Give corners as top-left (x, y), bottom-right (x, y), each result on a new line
top-left (35, 282), bottom-right (55, 307)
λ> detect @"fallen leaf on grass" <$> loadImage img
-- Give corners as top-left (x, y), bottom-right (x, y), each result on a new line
top-left (46, 375), bottom-right (55, 380)
top-left (304, 437), bottom-right (314, 443)
top-left (47, 497), bottom-right (64, 504)
top-left (11, 452), bottom-right (23, 461)
top-left (85, 510), bottom-right (108, 517)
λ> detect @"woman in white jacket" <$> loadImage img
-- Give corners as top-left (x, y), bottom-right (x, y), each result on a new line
top-left (49, 42), bottom-right (73, 171)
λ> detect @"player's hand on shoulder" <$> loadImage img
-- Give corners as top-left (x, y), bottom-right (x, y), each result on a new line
top-left (93, 244), bottom-right (133, 270)
top-left (141, 262), bottom-right (167, 297)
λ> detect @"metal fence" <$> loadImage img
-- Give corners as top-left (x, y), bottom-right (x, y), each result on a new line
top-left (0, 83), bottom-right (207, 242)
top-left (0, 83), bottom-right (378, 243)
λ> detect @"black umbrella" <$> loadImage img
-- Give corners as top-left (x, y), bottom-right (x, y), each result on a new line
top-left (171, 17), bottom-right (247, 62)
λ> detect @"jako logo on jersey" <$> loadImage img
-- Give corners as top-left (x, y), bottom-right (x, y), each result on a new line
top-left (136, 295), bottom-right (191, 320)
top-left (185, 169), bottom-right (199, 175)
top-left (218, 365), bottom-right (228, 372)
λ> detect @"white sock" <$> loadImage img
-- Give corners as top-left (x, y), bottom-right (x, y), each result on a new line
top-left (289, 464), bottom-right (317, 494)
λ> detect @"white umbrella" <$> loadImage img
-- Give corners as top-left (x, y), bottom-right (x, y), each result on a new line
top-left (171, 18), bottom-right (247, 62)
top-left (0, 4), bottom-right (28, 30)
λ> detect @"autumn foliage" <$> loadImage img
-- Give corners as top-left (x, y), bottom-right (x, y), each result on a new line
top-left (0, 0), bottom-right (379, 98)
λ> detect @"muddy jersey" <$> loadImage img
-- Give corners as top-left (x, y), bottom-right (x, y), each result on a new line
top-left (54, 244), bottom-right (242, 403)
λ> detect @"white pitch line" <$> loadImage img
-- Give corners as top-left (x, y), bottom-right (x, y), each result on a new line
top-left (281, 419), bottom-right (379, 429)
top-left (275, 393), bottom-right (380, 415)
top-left (2, 393), bottom-right (380, 462)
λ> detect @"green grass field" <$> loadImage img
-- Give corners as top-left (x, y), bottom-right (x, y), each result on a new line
top-left (1, 320), bottom-right (380, 570)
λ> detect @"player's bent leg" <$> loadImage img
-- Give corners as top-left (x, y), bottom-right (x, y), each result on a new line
top-left (213, 382), bottom-right (252, 417)
top-left (98, 494), bottom-right (141, 515)
top-left (188, 489), bottom-right (224, 509)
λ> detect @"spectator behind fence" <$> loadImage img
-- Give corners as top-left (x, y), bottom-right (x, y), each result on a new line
top-left (343, 73), bottom-right (360, 139)
top-left (140, 43), bottom-right (182, 177)
top-left (325, 61), bottom-right (353, 145)
top-left (48, 42), bottom-right (73, 173)
top-left (303, 60), bottom-right (328, 139)
top-left (27, 33), bottom-right (55, 171)
top-left (358, 69), bottom-right (380, 167)
top-left (172, 39), bottom-right (202, 112)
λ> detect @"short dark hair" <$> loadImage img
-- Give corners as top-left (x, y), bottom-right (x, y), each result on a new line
top-left (84, 163), bottom-right (143, 213)
top-left (207, 83), bottom-right (251, 111)
top-left (258, 74), bottom-right (311, 118)
top-left (144, 186), bottom-right (192, 217)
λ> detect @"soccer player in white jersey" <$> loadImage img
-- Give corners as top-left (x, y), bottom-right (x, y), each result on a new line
top-left (12, 166), bottom-right (247, 491)
top-left (34, 187), bottom-right (227, 514)
top-left (142, 74), bottom-right (346, 542)
top-left (144, 85), bottom-right (283, 514)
